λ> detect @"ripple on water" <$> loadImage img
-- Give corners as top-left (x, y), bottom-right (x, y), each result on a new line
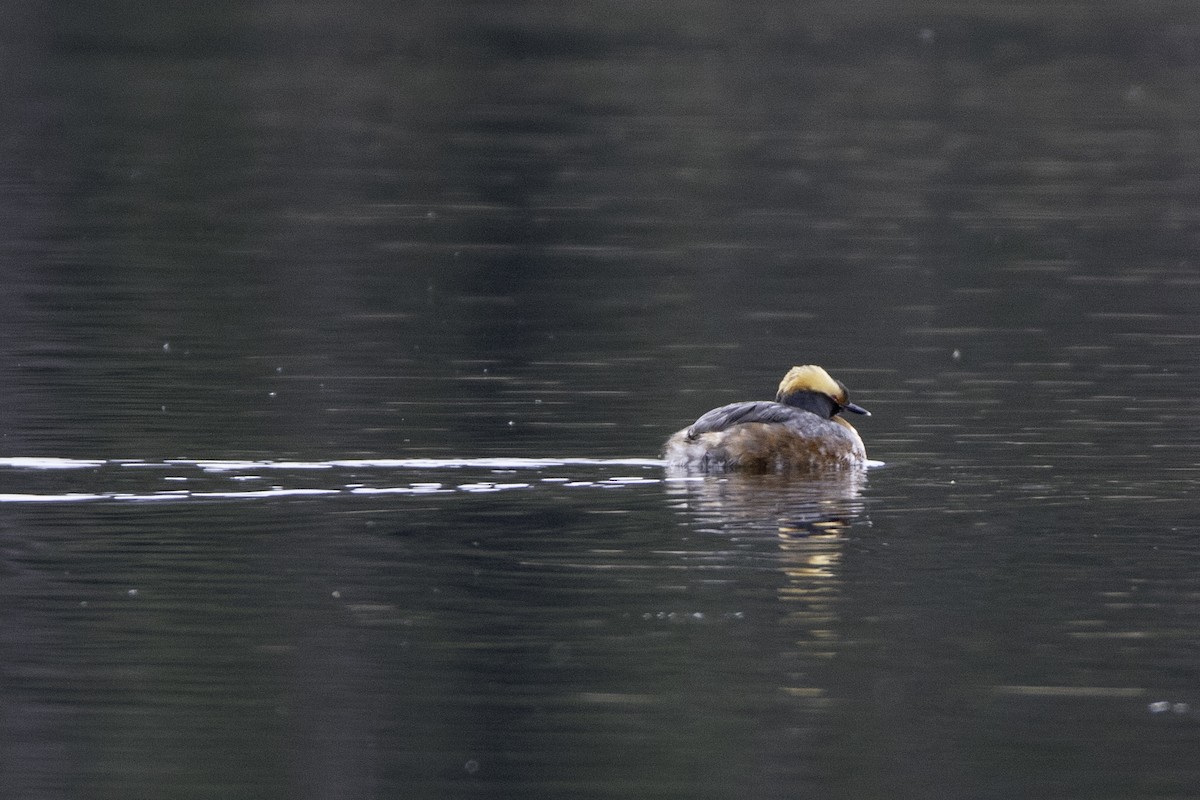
top-left (0, 456), bottom-right (673, 504)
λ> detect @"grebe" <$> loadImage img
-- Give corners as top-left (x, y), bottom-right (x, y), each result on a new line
top-left (663, 365), bottom-right (869, 472)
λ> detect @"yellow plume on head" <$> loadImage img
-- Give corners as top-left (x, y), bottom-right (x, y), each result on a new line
top-left (776, 365), bottom-right (847, 404)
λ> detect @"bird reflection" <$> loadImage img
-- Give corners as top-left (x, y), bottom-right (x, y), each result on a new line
top-left (663, 469), bottom-right (867, 680)
top-left (663, 469), bottom-right (866, 538)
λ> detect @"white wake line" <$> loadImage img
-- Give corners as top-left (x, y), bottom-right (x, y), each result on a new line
top-left (0, 456), bottom-right (668, 472)
top-left (0, 454), bottom-right (881, 504)
top-left (0, 475), bottom-right (671, 504)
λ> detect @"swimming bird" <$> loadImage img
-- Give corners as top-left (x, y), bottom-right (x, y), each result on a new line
top-left (663, 365), bottom-right (870, 472)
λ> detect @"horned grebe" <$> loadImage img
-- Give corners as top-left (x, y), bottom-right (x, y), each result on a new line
top-left (663, 365), bottom-right (869, 472)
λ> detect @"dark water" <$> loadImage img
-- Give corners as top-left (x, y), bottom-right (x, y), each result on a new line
top-left (3, 3), bottom-right (1200, 798)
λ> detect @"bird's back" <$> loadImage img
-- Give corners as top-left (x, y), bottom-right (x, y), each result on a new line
top-left (663, 401), bottom-right (865, 473)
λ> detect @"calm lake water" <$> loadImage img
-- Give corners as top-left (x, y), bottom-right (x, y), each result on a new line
top-left (2, 3), bottom-right (1200, 798)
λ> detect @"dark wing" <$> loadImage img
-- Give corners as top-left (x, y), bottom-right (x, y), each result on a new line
top-left (686, 401), bottom-right (817, 439)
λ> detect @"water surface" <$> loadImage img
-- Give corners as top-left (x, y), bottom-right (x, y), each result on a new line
top-left (2, 2), bottom-right (1200, 798)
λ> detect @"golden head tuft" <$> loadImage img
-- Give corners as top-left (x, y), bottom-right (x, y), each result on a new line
top-left (775, 365), bottom-right (847, 404)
